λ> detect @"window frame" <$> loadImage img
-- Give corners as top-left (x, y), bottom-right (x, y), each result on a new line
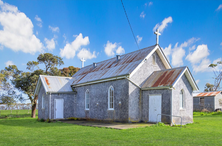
top-left (108, 86), bottom-right (114, 110)
top-left (85, 89), bottom-right (90, 110)
top-left (42, 95), bottom-right (44, 109)
top-left (179, 89), bottom-right (184, 109)
top-left (152, 54), bottom-right (156, 65)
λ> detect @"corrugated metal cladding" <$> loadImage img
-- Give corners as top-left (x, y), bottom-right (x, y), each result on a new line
top-left (40, 75), bottom-right (73, 93)
top-left (142, 67), bottom-right (186, 88)
top-left (72, 45), bottom-right (157, 85)
top-left (195, 91), bottom-right (221, 97)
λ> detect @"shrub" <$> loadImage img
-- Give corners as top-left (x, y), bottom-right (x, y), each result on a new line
top-left (201, 108), bottom-right (210, 112)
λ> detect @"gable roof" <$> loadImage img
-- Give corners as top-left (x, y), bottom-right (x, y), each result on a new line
top-left (34, 75), bottom-right (74, 96)
top-left (72, 45), bottom-right (171, 86)
top-left (194, 91), bottom-right (221, 97)
top-left (142, 66), bottom-right (199, 91)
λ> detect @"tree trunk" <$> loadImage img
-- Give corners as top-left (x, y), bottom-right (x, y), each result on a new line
top-left (31, 95), bottom-right (38, 118)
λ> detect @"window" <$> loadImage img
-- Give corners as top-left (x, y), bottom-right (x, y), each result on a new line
top-left (200, 98), bottom-right (204, 107)
top-left (152, 54), bottom-right (156, 65)
top-left (179, 90), bottom-right (184, 109)
top-left (108, 86), bottom-right (114, 110)
top-left (85, 90), bottom-right (89, 110)
top-left (42, 95), bottom-right (44, 109)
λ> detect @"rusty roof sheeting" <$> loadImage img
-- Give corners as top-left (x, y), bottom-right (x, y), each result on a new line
top-left (72, 45), bottom-right (157, 85)
top-left (40, 75), bottom-right (73, 93)
top-left (142, 67), bottom-right (186, 88)
top-left (194, 91), bottom-right (221, 97)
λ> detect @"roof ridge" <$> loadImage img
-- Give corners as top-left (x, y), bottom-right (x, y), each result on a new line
top-left (79, 45), bottom-right (157, 69)
top-left (40, 75), bottom-right (73, 79)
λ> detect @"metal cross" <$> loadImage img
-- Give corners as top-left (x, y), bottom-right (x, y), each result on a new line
top-left (80, 58), bottom-right (86, 68)
top-left (154, 29), bottom-right (161, 45)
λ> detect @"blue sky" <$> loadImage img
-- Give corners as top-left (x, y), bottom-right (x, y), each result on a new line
top-left (0, 0), bottom-right (222, 92)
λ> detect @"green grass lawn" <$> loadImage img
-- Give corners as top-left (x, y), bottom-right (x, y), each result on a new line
top-left (0, 109), bottom-right (38, 118)
top-left (0, 111), bottom-right (222, 146)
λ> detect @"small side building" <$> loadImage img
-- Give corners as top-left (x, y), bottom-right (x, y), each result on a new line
top-left (193, 91), bottom-right (222, 111)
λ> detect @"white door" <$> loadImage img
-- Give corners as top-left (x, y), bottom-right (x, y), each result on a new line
top-left (55, 99), bottom-right (64, 119)
top-left (149, 95), bottom-right (162, 122)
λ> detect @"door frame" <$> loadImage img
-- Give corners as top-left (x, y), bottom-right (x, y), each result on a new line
top-left (149, 94), bottom-right (162, 122)
top-left (54, 99), bottom-right (64, 119)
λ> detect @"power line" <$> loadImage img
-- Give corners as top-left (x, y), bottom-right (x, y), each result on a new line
top-left (121, 0), bottom-right (139, 50)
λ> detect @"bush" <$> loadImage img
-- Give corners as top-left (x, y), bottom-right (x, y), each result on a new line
top-left (201, 108), bottom-right (210, 112)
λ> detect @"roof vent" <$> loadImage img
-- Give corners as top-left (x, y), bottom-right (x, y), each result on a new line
top-left (93, 63), bottom-right (97, 68)
top-left (116, 55), bottom-right (120, 62)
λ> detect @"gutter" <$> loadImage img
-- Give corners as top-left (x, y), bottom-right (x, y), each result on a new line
top-left (72, 74), bottom-right (129, 87)
top-left (141, 86), bottom-right (172, 90)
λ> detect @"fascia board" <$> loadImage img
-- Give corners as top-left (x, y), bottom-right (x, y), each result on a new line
top-left (72, 74), bottom-right (128, 87)
top-left (129, 45), bottom-right (159, 78)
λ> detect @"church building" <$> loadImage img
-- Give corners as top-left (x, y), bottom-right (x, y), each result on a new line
top-left (35, 30), bottom-right (198, 125)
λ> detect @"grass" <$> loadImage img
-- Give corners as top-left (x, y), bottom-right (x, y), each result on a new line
top-left (0, 111), bottom-right (222, 145)
top-left (0, 109), bottom-right (38, 118)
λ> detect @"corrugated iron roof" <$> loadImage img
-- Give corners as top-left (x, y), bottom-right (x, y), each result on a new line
top-left (194, 91), bottom-right (221, 97)
top-left (142, 67), bottom-right (186, 88)
top-left (72, 45), bottom-right (157, 85)
top-left (39, 75), bottom-right (73, 93)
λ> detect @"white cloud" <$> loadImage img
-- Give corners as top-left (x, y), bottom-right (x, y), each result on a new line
top-left (60, 33), bottom-right (89, 59)
top-left (189, 45), bottom-right (196, 51)
top-left (44, 38), bottom-right (55, 51)
top-left (196, 80), bottom-right (200, 84)
top-left (0, 45), bottom-right (3, 50)
top-left (104, 41), bottom-right (117, 57)
top-left (153, 16), bottom-right (173, 33)
top-left (193, 58), bottom-right (212, 73)
top-left (116, 46), bottom-right (125, 55)
top-left (104, 41), bottom-right (125, 57)
top-left (170, 38), bottom-right (199, 67)
top-left (145, 2), bottom-right (153, 6)
top-left (186, 44), bottom-right (209, 64)
top-left (172, 47), bottom-right (185, 67)
top-left (213, 58), bottom-right (221, 64)
top-left (136, 35), bottom-right (142, 44)
top-left (35, 15), bottom-right (42, 27)
top-left (77, 48), bottom-right (96, 60)
top-left (49, 25), bottom-right (59, 32)
top-left (63, 34), bottom-right (67, 43)
top-left (5, 60), bottom-right (14, 66)
top-left (140, 11), bottom-right (146, 18)
top-left (216, 4), bottom-right (222, 11)
top-left (149, 2), bottom-right (153, 6)
top-left (163, 44), bottom-right (171, 60)
top-left (220, 42), bottom-right (222, 46)
top-left (0, 0), bottom-right (43, 54)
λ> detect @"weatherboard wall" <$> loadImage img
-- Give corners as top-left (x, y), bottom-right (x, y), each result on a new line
top-left (128, 51), bottom-right (166, 122)
top-left (142, 89), bottom-right (172, 123)
top-left (51, 93), bottom-right (75, 119)
top-left (172, 74), bottom-right (193, 124)
top-left (73, 79), bottom-right (129, 122)
top-left (215, 94), bottom-right (222, 110)
top-left (38, 85), bottom-right (49, 120)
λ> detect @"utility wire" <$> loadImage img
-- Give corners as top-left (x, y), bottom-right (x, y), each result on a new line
top-left (121, 0), bottom-right (139, 50)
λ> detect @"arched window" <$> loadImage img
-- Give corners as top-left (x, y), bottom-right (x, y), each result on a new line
top-left (108, 86), bottom-right (114, 110)
top-left (85, 89), bottom-right (89, 110)
top-left (152, 54), bottom-right (156, 65)
top-left (179, 90), bottom-right (184, 109)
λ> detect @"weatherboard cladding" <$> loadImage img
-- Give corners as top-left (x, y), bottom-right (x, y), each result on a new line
top-left (142, 67), bottom-right (186, 88)
top-left (72, 45), bottom-right (157, 85)
top-left (194, 91), bottom-right (221, 97)
top-left (40, 75), bottom-right (73, 93)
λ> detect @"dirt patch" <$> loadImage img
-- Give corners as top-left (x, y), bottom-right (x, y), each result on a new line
top-left (60, 120), bottom-right (153, 129)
